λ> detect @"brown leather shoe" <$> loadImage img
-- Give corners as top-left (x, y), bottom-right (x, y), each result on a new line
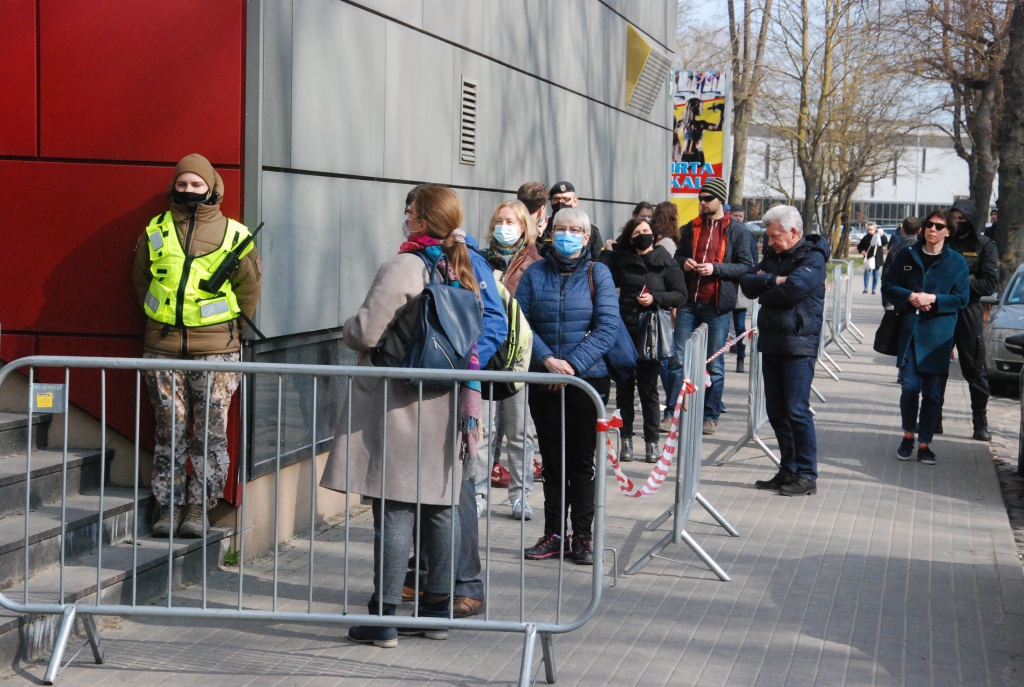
top-left (452, 596), bottom-right (485, 618)
top-left (402, 585), bottom-right (423, 602)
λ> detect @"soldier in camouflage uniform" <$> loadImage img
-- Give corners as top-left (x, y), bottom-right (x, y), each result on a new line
top-left (132, 155), bottom-right (262, 538)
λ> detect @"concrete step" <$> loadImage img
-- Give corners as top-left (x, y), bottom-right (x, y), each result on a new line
top-left (0, 413), bottom-right (49, 458)
top-left (0, 528), bottom-right (232, 666)
top-left (0, 449), bottom-right (112, 519)
top-left (0, 488), bottom-right (155, 590)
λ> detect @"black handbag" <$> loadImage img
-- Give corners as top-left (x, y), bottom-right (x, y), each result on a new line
top-left (873, 308), bottom-right (902, 356)
top-left (635, 307), bottom-right (675, 361)
top-left (588, 264), bottom-right (638, 383)
top-left (400, 252), bottom-right (483, 388)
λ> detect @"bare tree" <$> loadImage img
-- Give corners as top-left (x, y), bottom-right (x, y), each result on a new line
top-left (900, 0), bottom-right (1012, 215)
top-left (996, 0), bottom-right (1024, 282)
top-left (727, 0), bottom-right (775, 207)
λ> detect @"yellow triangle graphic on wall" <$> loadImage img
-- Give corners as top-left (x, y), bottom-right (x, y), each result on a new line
top-left (625, 24), bottom-right (653, 107)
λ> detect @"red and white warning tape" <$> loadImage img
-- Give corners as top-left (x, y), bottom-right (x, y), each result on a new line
top-left (597, 327), bottom-right (756, 499)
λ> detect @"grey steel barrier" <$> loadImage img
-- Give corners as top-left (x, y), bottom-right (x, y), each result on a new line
top-left (841, 259), bottom-right (866, 343)
top-left (624, 325), bottom-right (739, 581)
top-left (0, 356), bottom-right (611, 686)
top-left (824, 263), bottom-right (855, 358)
top-left (717, 302), bottom-right (780, 468)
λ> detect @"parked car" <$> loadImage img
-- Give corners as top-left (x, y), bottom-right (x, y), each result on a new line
top-left (849, 228), bottom-right (866, 245)
top-left (983, 263), bottom-right (1024, 392)
top-left (880, 226), bottom-right (900, 240)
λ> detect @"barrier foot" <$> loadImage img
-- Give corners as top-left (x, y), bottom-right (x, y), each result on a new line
top-left (540, 632), bottom-right (557, 684)
top-left (839, 332), bottom-right (858, 352)
top-left (753, 435), bottom-right (781, 467)
top-left (849, 321), bottom-right (866, 340)
top-left (820, 349), bottom-right (843, 374)
top-left (816, 358), bottom-right (840, 381)
top-left (81, 614), bottom-right (105, 665)
top-left (716, 432), bottom-right (752, 466)
top-left (809, 406), bottom-right (817, 416)
top-left (43, 606), bottom-right (77, 685)
top-left (624, 531), bottom-right (673, 575)
top-left (811, 384), bottom-right (827, 403)
top-left (519, 624), bottom-right (539, 687)
top-left (646, 506), bottom-right (674, 532)
top-left (678, 529), bottom-right (731, 582)
top-left (834, 337), bottom-right (855, 358)
top-left (694, 492), bottom-right (739, 536)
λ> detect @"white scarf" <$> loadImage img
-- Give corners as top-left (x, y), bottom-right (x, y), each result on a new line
top-left (870, 232), bottom-right (883, 248)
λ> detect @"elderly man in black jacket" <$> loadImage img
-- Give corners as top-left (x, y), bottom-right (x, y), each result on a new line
top-left (672, 178), bottom-right (754, 435)
top-left (740, 205), bottom-right (829, 496)
top-left (949, 199), bottom-right (1000, 440)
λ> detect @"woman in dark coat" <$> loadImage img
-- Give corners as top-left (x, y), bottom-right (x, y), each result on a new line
top-left (516, 207), bottom-right (619, 565)
top-left (881, 209), bottom-right (970, 465)
top-left (602, 218), bottom-right (687, 462)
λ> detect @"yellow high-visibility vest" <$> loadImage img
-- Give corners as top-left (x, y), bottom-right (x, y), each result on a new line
top-left (143, 212), bottom-right (253, 327)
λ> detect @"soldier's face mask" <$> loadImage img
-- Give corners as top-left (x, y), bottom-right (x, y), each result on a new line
top-left (171, 189), bottom-right (212, 207)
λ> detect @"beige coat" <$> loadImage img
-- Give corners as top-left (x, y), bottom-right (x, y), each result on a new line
top-left (319, 253), bottom-right (462, 506)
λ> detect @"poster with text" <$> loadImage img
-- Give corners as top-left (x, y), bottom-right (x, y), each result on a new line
top-left (671, 70), bottom-right (731, 225)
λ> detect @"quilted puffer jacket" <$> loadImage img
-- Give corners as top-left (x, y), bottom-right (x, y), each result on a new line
top-left (515, 251), bottom-right (619, 379)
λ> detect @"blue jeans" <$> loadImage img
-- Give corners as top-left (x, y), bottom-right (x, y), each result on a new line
top-left (900, 343), bottom-right (946, 444)
top-left (732, 309), bottom-right (747, 360)
top-left (761, 355), bottom-right (818, 480)
top-left (672, 303), bottom-right (730, 422)
top-left (863, 267), bottom-right (880, 292)
top-left (660, 360), bottom-right (682, 419)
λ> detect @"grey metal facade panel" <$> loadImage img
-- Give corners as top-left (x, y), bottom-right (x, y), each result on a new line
top-left (584, 4), bottom-right (627, 108)
top-left (382, 20), bottom-right (456, 182)
top-left (501, 69), bottom-right (552, 189)
top-left (290, 0), bottom-right (387, 177)
top-left (422, 0), bottom-right (485, 54)
top-left (349, 0), bottom-right (424, 27)
top-left (261, 0), bottom-right (293, 169)
top-left (259, 172), bottom-right (343, 338)
top-left (601, 0), bottom-right (672, 49)
top-left (449, 52), bottom-right (507, 190)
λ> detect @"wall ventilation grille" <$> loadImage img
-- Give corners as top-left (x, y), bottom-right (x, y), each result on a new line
top-left (460, 77), bottom-right (477, 165)
top-left (626, 48), bottom-right (671, 117)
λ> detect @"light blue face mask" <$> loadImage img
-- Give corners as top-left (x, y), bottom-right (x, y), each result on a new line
top-left (493, 224), bottom-right (521, 246)
top-left (553, 232), bottom-right (584, 256)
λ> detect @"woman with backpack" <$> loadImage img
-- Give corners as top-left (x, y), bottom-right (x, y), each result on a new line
top-left (320, 186), bottom-right (481, 647)
top-left (601, 218), bottom-right (687, 463)
top-left (516, 207), bottom-right (619, 565)
top-left (482, 200), bottom-right (539, 520)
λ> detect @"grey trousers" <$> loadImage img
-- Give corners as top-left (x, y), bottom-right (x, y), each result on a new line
top-left (371, 498), bottom-right (457, 606)
top-left (478, 390), bottom-right (535, 503)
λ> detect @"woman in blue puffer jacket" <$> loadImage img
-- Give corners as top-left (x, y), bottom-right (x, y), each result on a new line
top-left (515, 207), bottom-right (619, 565)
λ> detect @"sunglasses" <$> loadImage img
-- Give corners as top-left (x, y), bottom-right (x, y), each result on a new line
top-left (922, 220), bottom-right (947, 230)
top-left (698, 195), bottom-right (716, 203)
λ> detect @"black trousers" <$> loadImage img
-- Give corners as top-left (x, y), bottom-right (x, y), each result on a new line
top-left (954, 303), bottom-right (990, 414)
top-left (616, 360), bottom-right (662, 443)
top-left (529, 378), bottom-right (610, 541)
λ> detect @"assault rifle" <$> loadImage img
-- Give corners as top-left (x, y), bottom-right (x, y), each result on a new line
top-left (199, 221), bottom-right (266, 339)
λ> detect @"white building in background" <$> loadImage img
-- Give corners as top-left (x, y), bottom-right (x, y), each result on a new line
top-left (738, 125), bottom-right (986, 226)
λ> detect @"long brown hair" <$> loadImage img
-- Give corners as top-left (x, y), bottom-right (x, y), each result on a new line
top-left (651, 201), bottom-right (680, 242)
top-left (413, 186), bottom-right (480, 297)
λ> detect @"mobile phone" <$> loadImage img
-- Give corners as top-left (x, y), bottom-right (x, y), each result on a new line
top-left (639, 286), bottom-right (651, 297)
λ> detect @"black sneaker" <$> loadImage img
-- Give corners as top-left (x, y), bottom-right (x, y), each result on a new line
top-left (896, 437), bottom-right (914, 461)
top-left (754, 470), bottom-right (794, 490)
top-left (524, 533), bottom-right (569, 560)
top-left (917, 445), bottom-right (937, 465)
top-left (570, 535), bottom-right (594, 565)
top-left (778, 476), bottom-right (817, 496)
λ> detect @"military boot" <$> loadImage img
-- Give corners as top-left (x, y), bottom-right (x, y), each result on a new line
top-left (973, 410), bottom-right (992, 442)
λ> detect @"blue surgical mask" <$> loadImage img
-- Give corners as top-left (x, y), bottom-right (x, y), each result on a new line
top-left (493, 224), bottom-right (521, 246)
top-left (553, 232), bottom-right (584, 256)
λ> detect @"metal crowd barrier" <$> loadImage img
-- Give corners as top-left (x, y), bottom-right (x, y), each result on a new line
top-left (624, 325), bottom-right (739, 581)
top-left (839, 259), bottom-right (866, 343)
top-left (717, 303), bottom-right (779, 468)
top-left (1, 356), bottom-right (611, 687)
top-left (824, 261), bottom-right (855, 358)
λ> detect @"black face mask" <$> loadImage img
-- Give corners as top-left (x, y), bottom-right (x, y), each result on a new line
top-left (956, 219), bottom-right (972, 236)
top-left (632, 233), bottom-right (655, 251)
top-left (170, 189), bottom-right (211, 207)
top-left (550, 202), bottom-right (569, 219)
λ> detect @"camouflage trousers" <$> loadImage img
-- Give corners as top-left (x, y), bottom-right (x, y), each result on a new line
top-left (144, 352), bottom-right (240, 510)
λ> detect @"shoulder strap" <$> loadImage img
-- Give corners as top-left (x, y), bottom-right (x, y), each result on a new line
top-left (412, 249), bottom-right (447, 285)
top-left (588, 263), bottom-right (595, 299)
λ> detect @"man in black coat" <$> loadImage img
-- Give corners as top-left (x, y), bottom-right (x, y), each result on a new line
top-left (949, 198), bottom-right (1000, 440)
top-left (672, 177), bottom-right (754, 435)
top-left (740, 205), bottom-right (829, 497)
top-left (536, 181), bottom-right (604, 257)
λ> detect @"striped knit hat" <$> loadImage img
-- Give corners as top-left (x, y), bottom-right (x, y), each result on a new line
top-left (700, 177), bottom-right (728, 203)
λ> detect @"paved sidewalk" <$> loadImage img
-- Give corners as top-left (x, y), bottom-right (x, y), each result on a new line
top-left (9, 294), bottom-right (1024, 686)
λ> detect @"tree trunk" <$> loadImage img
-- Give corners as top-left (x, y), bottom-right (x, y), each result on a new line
top-left (970, 76), bottom-right (1000, 219)
top-left (728, 100), bottom-right (753, 206)
top-left (997, 0), bottom-right (1024, 287)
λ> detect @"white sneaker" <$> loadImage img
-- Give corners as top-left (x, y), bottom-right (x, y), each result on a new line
top-left (511, 499), bottom-right (533, 521)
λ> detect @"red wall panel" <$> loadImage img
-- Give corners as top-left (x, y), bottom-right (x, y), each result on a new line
top-left (0, 334), bottom-right (37, 363)
top-left (0, 161), bottom-right (241, 335)
top-left (39, 0), bottom-right (244, 164)
top-left (0, 0), bottom-right (37, 156)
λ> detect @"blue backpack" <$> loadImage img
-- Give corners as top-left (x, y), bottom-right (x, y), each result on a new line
top-left (400, 251), bottom-right (483, 388)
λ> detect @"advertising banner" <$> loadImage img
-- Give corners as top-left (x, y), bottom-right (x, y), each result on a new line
top-left (671, 70), bottom-right (731, 224)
